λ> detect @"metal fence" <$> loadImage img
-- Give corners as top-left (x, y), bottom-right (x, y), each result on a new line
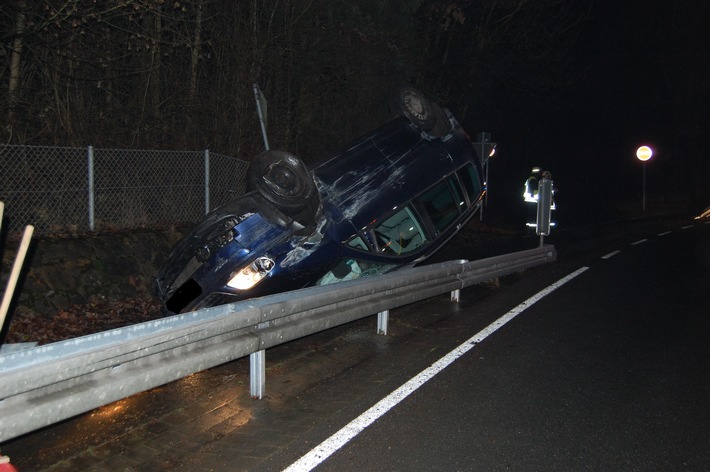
top-left (0, 145), bottom-right (250, 238)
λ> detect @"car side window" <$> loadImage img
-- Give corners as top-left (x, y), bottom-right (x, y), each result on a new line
top-left (372, 206), bottom-right (427, 255)
top-left (457, 163), bottom-right (482, 205)
top-left (417, 178), bottom-right (461, 234)
top-left (449, 175), bottom-right (465, 210)
top-left (315, 259), bottom-right (398, 286)
top-left (346, 235), bottom-right (369, 251)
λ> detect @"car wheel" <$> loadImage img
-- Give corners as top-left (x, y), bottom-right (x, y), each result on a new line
top-left (393, 86), bottom-right (437, 132)
top-left (248, 150), bottom-right (318, 216)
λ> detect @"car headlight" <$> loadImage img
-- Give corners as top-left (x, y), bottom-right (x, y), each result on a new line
top-left (227, 256), bottom-right (275, 290)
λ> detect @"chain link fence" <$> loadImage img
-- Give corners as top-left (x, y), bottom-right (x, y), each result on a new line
top-left (0, 145), bottom-right (249, 239)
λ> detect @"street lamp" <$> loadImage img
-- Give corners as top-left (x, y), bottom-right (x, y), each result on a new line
top-left (476, 132), bottom-right (496, 221)
top-left (636, 145), bottom-right (653, 212)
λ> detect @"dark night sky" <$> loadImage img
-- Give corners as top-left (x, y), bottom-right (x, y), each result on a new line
top-left (482, 1), bottom-right (710, 226)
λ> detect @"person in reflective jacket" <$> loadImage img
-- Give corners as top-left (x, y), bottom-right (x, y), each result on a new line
top-left (524, 167), bottom-right (541, 228)
top-left (524, 168), bottom-right (557, 229)
top-left (524, 167), bottom-right (541, 202)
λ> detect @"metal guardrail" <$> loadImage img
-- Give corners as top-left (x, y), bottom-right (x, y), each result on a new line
top-left (0, 245), bottom-right (555, 442)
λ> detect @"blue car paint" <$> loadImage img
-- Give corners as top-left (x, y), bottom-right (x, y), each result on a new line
top-left (157, 111), bottom-right (484, 313)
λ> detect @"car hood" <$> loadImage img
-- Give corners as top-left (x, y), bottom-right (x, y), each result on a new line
top-left (156, 194), bottom-right (289, 297)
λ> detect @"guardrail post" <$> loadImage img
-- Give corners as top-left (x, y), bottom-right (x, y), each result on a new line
top-left (451, 289), bottom-right (461, 303)
top-left (250, 349), bottom-right (266, 399)
top-left (377, 310), bottom-right (389, 335)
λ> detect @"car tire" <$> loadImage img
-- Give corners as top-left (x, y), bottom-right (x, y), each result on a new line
top-left (392, 86), bottom-right (451, 137)
top-left (248, 150), bottom-right (318, 217)
top-left (392, 86), bottom-right (437, 132)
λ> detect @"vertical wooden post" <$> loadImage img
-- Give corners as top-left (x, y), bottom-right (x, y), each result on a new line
top-left (1, 224), bottom-right (34, 333)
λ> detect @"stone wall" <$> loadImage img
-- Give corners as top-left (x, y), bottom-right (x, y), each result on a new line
top-left (1, 227), bottom-right (187, 318)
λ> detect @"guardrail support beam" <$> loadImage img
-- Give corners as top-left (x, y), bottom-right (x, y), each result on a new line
top-left (377, 310), bottom-right (389, 335)
top-left (250, 350), bottom-right (266, 399)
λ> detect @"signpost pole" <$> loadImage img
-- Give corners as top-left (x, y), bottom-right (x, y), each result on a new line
top-left (636, 146), bottom-right (653, 212)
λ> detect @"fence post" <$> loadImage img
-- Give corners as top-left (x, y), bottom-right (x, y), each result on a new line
top-left (88, 145), bottom-right (95, 231)
top-left (204, 149), bottom-right (210, 214)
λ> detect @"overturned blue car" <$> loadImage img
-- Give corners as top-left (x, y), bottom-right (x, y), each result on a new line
top-left (156, 87), bottom-right (485, 313)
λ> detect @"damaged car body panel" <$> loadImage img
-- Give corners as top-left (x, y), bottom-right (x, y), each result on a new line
top-left (156, 87), bottom-right (485, 314)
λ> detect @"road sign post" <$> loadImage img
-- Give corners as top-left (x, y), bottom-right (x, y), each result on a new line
top-left (536, 178), bottom-right (553, 246)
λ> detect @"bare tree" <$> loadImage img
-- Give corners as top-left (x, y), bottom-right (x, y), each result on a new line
top-left (6, 0), bottom-right (28, 139)
top-left (415, 0), bottom-right (590, 125)
top-left (1, 0), bottom-right (592, 164)
top-left (188, 0), bottom-right (202, 105)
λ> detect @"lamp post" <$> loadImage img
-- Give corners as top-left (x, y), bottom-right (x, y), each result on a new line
top-left (476, 132), bottom-right (496, 221)
top-left (636, 145), bottom-right (653, 212)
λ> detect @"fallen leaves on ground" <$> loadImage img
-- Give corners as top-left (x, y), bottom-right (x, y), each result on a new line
top-left (3, 298), bottom-right (165, 345)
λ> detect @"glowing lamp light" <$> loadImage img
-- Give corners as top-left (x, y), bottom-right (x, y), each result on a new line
top-left (636, 146), bottom-right (653, 162)
top-left (227, 256), bottom-right (275, 290)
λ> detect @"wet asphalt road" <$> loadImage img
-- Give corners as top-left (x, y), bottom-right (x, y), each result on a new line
top-left (3, 217), bottom-right (709, 471)
top-left (278, 220), bottom-right (710, 471)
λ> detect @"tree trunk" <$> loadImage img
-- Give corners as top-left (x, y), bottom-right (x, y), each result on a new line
top-left (7, 0), bottom-right (27, 130)
top-left (189, 0), bottom-right (203, 105)
top-left (151, 6), bottom-right (163, 119)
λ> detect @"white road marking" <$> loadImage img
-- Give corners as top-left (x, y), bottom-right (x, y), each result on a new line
top-left (631, 238), bottom-right (648, 246)
top-left (601, 250), bottom-right (621, 259)
top-left (681, 225), bottom-right (694, 230)
top-left (658, 231), bottom-right (671, 236)
top-left (283, 267), bottom-right (590, 472)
